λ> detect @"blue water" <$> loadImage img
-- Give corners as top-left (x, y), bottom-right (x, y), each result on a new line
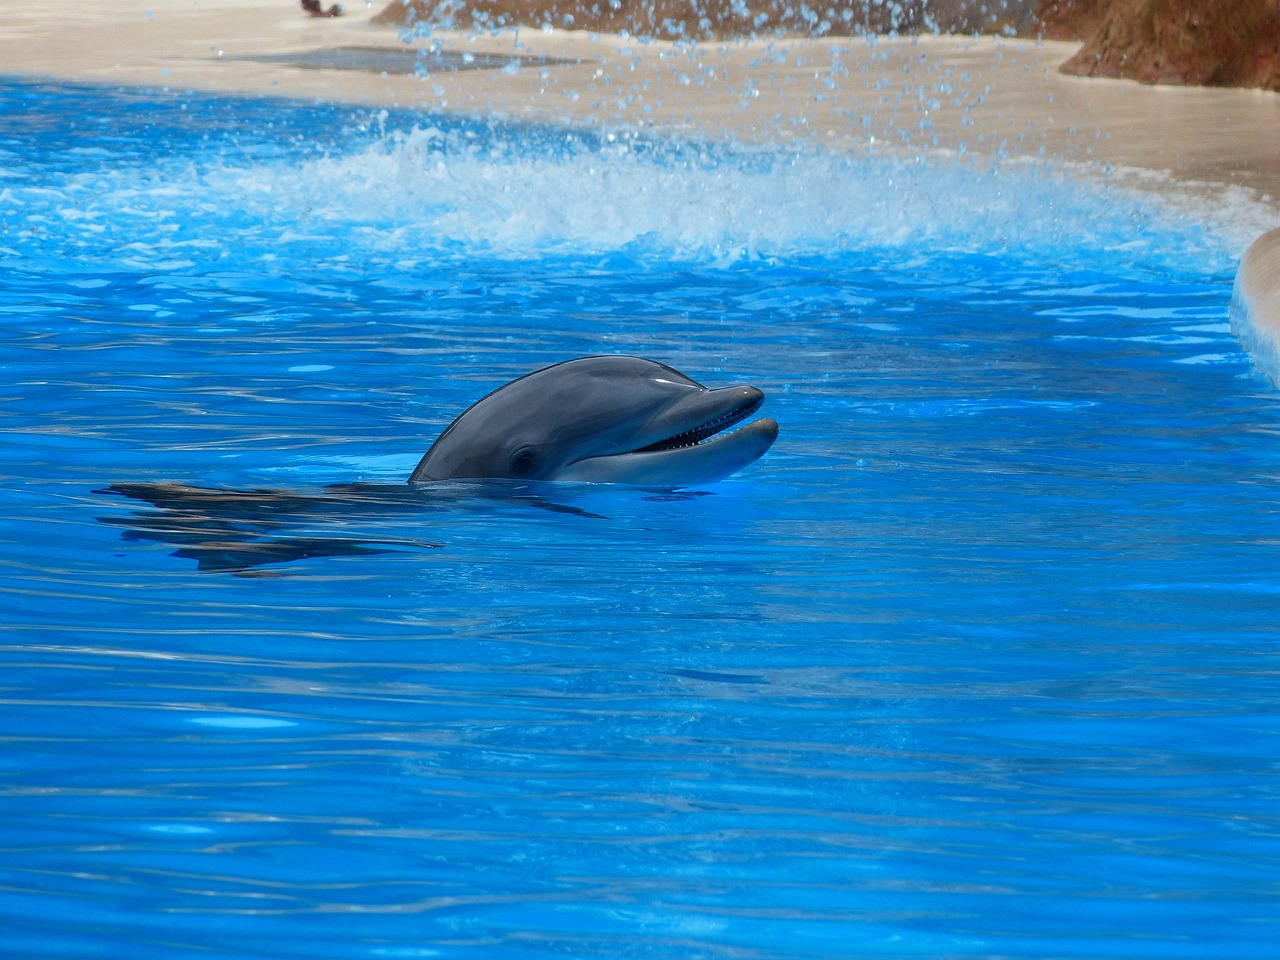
top-left (3, 78), bottom-right (1280, 958)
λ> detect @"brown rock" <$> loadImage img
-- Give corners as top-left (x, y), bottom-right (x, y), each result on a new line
top-left (1056, 0), bottom-right (1280, 90)
top-left (1035, 0), bottom-right (1105, 41)
top-left (372, 0), bottom-right (1039, 41)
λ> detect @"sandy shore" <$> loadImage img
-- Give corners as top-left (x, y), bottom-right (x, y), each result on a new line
top-left (3, 0), bottom-right (1278, 201)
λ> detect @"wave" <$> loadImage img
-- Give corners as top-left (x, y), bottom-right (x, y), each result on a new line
top-left (2, 98), bottom-right (1263, 275)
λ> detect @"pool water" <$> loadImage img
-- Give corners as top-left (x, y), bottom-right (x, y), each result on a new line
top-left (2, 78), bottom-right (1279, 958)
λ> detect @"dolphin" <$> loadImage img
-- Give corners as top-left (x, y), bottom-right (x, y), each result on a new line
top-left (97, 356), bottom-right (777, 572)
top-left (410, 356), bottom-right (778, 486)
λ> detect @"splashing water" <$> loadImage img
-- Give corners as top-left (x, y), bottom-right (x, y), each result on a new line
top-left (1, 82), bottom-right (1254, 275)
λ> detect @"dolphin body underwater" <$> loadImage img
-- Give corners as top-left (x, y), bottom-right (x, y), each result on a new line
top-left (98, 357), bottom-right (779, 572)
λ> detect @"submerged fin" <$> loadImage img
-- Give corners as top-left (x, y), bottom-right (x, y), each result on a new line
top-left (97, 482), bottom-right (439, 574)
top-left (172, 537), bottom-right (405, 574)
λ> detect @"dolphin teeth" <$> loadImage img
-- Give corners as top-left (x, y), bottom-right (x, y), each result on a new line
top-left (634, 395), bottom-right (764, 453)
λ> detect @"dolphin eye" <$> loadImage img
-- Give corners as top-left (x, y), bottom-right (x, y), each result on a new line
top-left (507, 446), bottom-right (539, 477)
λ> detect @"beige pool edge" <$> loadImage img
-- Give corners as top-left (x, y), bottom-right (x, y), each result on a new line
top-left (1232, 229), bottom-right (1280, 385)
top-left (3, 0), bottom-right (1280, 362)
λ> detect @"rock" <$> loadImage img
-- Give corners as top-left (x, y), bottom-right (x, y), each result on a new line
top-left (371, 0), bottom-right (1040, 41)
top-left (1049, 0), bottom-right (1280, 90)
top-left (1035, 0), bottom-right (1104, 41)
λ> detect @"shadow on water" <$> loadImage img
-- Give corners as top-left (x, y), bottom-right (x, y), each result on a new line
top-left (96, 482), bottom-right (441, 575)
top-left (94, 481), bottom-right (621, 575)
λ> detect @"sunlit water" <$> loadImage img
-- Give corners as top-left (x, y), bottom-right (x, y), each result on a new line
top-left (3, 78), bottom-right (1279, 958)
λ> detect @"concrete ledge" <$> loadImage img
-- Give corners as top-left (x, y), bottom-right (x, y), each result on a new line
top-left (1231, 227), bottom-right (1280, 385)
top-left (2, 3), bottom-right (1279, 202)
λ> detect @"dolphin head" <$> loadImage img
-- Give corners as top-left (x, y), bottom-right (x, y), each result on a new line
top-left (408, 356), bottom-right (778, 486)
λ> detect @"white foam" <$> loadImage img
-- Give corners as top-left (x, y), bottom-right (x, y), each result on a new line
top-left (11, 120), bottom-right (1267, 275)
top-left (190, 124), bottom-right (1255, 272)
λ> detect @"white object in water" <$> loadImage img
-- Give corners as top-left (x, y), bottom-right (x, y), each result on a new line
top-left (1230, 227), bottom-right (1280, 387)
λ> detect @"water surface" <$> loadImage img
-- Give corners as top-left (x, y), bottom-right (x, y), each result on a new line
top-left (2, 79), bottom-right (1278, 958)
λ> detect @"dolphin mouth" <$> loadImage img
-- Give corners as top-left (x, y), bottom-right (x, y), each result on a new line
top-left (632, 394), bottom-right (765, 453)
top-left (555, 387), bottom-right (778, 486)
